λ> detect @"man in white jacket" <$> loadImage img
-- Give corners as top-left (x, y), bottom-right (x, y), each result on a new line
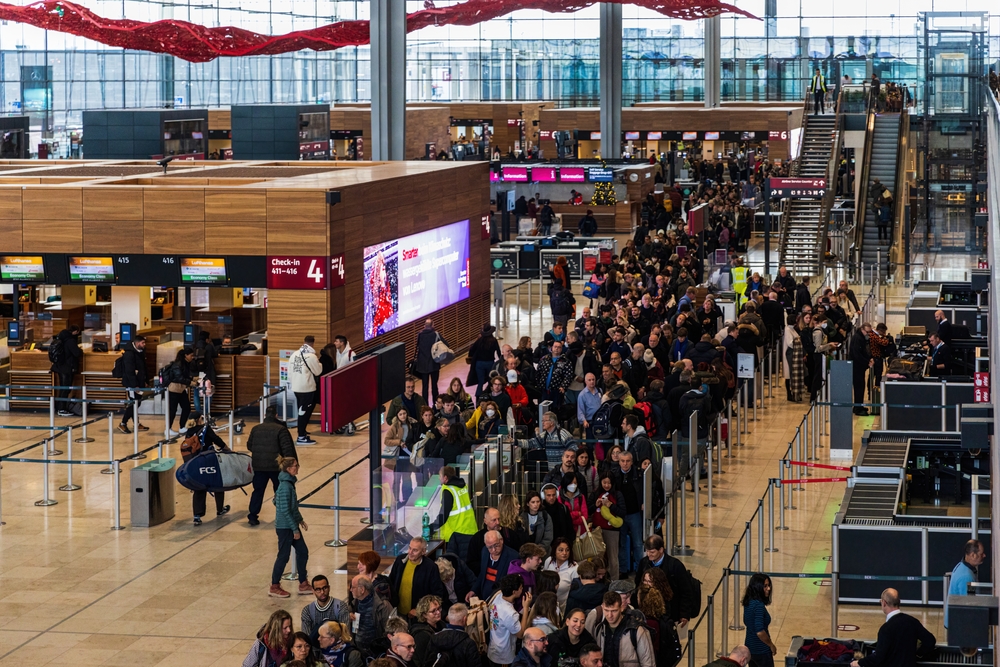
top-left (290, 335), bottom-right (323, 445)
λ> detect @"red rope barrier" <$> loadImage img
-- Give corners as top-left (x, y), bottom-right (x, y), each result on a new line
top-left (0, 0), bottom-right (757, 63)
top-left (787, 461), bottom-right (852, 471)
top-left (781, 477), bottom-right (849, 484)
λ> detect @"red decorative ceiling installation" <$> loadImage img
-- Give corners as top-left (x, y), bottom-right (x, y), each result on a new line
top-left (0, 0), bottom-right (757, 63)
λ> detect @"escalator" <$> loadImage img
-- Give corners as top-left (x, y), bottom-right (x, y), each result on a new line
top-left (856, 112), bottom-right (906, 270)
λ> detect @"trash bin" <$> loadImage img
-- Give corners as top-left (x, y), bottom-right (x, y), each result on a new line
top-left (130, 458), bottom-right (176, 527)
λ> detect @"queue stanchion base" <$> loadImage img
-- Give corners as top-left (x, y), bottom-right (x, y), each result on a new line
top-left (75, 437), bottom-right (95, 443)
top-left (34, 499), bottom-right (58, 507)
top-left (325, 539), bottom-right (347, 548)
top-left (59, 484), bottom-right (82, 491)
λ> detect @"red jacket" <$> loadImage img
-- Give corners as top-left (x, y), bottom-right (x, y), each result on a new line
top-left (506, 383), bottom-right (529, 409)
top-left (560, 493), bottom-right (589, 534)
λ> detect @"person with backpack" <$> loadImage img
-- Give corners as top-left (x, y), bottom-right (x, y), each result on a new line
top-left (290, 335), bottom-right (323, 445)
top-left (50, 324), bottom-right (82, 417)
top-left (163, 346), bottom-right (196, 437)
top-left (246, 405), bottom-right (298, 526)
top-left (316, 621), bottom-right (365, 667)
top-left (415, 320), bottom-right (446, 404)
top-left (116, 335), bottom-right (149, 434)
top-left (620, 415), bottom-right (653, 470)
top-left (591, 591), bottom-right (655, 667)
top-left (426, 603), bottom-right (481, 667)
top-left (636, 586), bottom-right (681, 667)
top-left (539, 202), bottom-right (556, 236)
top-left (578, 210), bottom-right (598, 238)
top-left (181, 411), bottom-right (231, 526)
top-left (301, 574), bottom-right (350, 639)
top-left (488, 574), bottom-right (533, 667)
top-left (550, 286), bottom-right (576, 329)
top-left (269, 455), bottom-right (310, 598)
top-left (241, 609), bottom-right (293, 667)
top-left (634, 535), bottom-right (696, 629)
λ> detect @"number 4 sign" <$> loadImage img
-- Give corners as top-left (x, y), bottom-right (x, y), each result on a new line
top-left (330, 254), bottom-right (345, 288)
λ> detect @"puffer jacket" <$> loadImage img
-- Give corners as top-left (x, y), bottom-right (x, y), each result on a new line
top-left (246, 416), bottom-right (297, 472)
top-left (521, 510), bottom-right (554, 552)
top-left (273, 471), bottom-right (303, 530)
top-left (537, 353), bottom-right (575, 392)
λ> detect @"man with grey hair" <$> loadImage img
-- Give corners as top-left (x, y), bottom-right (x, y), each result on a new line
top-left (474, 529), bottom-right (518, 599)
top-left (385, 632), bottom-right (416, 667)
top-left (387, 537), bottom-right (447, 618)
top-left (465, 507), bottom-right (501, 575)
top-left (527, 410), bottom-right (578, 468)
top-left (704, 646), bottom-right (752, 667)
top-left (350, 574), bottom-right (393, 656)
top-left (427, 603), bottom-right (482, 667)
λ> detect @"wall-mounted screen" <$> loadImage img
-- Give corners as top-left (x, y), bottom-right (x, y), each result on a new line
top-left (181, 257), bottom-right (228, 284)
top-left (589, 132), bottom-right (601, 140)
top-left (0, 255), bottom-right (45, 283)
top-left (588, 167), bottom-right (614, 182)
top-left (560, 167), bottom-right (586, 183)
top-left (682, 132), bottom-right (698, 141)
top-left (532, 167), bottom-right (557, 182)
top-left (68, 256), bottom-right (115, 283)
top-left (704, 131), bottom-right (720, 141)
top-left (501, 166), bottom-right (528, 182)
top-left (363, 220), bottom-right (470, 341)
top-left (624, 132), bottom-right (640, 141)
top-left (647, 132), bottom-right (662, 141)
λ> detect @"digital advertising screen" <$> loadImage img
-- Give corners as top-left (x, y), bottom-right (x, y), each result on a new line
top-left (0, 255), bottom-right (45, 283)
top-left (68, 256), bottom-right (115, 283)
top-left (180, 257), bottom-right (228, 284)
top-left (501, 166), bottom-right (528, 182)
top-left (560, 167), bottom-right (586, 183)
top-left (532, 167), bottom-right (557, 182)
top-left (363, 220), bottom-right (470, 341)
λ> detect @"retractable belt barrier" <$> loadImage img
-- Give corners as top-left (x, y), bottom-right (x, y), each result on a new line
top-left (295, 454), bottom-right (372, 548)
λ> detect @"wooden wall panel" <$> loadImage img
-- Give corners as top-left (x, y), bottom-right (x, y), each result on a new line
top-left (83, 220), bottom-right (145, 253)
top-left (266, 223), bottom-right (327, 255)
top-left (406, 107), bottom-right (452, 160)
top-left (208, 109), bottom-right (232, 131)
top-left (0, 190), bottom-right (22, 252)
top-left (83, 189), bottom-right (143, 221)
top-left (206, 220), bottom-right (266, 255)
top-left (266, 291), bottom-right (330, 382)
top-left (22, 189), bottom-right (82, 220)
top-left (205, 190), bottom-right (267, 222)
top-left (24, 220), bottom-right (83, 252)
top-left (143, 189), bottom-right (205, 221)
top-left (143, 220), bottom-right (205, 253)
top-left (266, 191), bottom-right (327, 224)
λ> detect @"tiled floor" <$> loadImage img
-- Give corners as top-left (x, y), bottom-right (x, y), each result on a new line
top-left (0, 241), bottom-right (973, 665)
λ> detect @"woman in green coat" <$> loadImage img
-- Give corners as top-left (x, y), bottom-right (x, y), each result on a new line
top-left (269, 456), bottom-right (309, 599)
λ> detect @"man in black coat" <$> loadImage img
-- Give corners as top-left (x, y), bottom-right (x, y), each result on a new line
top-left (387, 537), bottom-right (448, 617)
top-left (634, 534), bottom-right (696, 628)
top-left (760, 292), bottom-right (786, 348)
top-left (933, 310), bottom-right (953, 345)
top-left (542, 484), bottom-right (575, 546)
top-left (246, 406), bottom-right (298, 525)
top-left (415, 319), bottom-right (446, 403)
top-left (472, 530), bottom-right (518, 598)
top-left (465, 507), bottom-right (501, 574)
top-left (852, 588), bottom-right (935, 667)
top-left (51, 325), bottom-right (82, 416)
top-left (849, 324), bottom-right (873, 415)
top-left (117, 335), bottom-right (148, 434)
top-left (426, 604), bottom-right (482, 667)
top-left (926, 333), bottom-right (953, 377)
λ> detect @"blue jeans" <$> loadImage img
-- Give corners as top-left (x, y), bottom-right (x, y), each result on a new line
top-left (475, 360), bottom-right (494, 396)
top-left (619, 511), bottom-right (644, 574)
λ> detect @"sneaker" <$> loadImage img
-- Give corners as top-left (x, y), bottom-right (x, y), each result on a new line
top-left (136, 423), bottom-right (150, 432)
top-left (116, 423), bottom-right (131, 434)
top-left (165, 429), bottom-right (180, 438)
top-left (268, 584), bottom-right (290, 598)
top-left (217, 505), bottom-right (231, 517)
top-left (57, 410), bottom-right (75, 417)
top-left (297, 436), bottom-right (317, 445)
top-left (193, 516), bottom-right (203, 526)
top-left (298, 581), bottom-right (312, 595)
top-left (248, 517), bottom-right (260, 526)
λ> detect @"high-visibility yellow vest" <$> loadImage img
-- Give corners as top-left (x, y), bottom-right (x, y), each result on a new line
top-left (731, 266), bottom-right (748, 306)
top-left (440, 483), bottom-right (478, 542)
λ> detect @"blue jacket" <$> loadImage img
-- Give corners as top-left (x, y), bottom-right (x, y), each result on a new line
top-left (473, 544), bottom-right (518, 598)
top-left (512, 646), bottom-right (553, 667)
top-left (274, 471), bottom-right (303, 530)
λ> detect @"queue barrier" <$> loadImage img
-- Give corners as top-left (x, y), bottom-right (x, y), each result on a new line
top-left (295, 454), bottom-right (372, 548)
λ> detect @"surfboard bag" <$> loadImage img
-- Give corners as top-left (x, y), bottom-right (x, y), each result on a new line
top-left (176, 449), bottom-right (254, 492)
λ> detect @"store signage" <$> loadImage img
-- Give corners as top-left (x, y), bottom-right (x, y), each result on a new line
top-left (0, 255), bottom-right (45, 282)
top-left (647, 132), bottom-right (662, 141)
top-left (501, 166), bottom-right (528, 182)
top-left (589, 132), bottom-right (601, 140)
top-left (769, 130), bottom-right (788, 140)
top-left (560, 167), bottom-right (586, 183)
top-left (532, 166), bottom-right (557, 182)
top-left (267, 255), bottom-right (329, 289)
top-left (330, 255), bottom-right (345, 288)
top-left (975, 372), bottom-right (990, 403)
top-left (769, 177), bottom-right (826, 199)
top-left (624, 132), bottom-right (640, 141)
top-left (704, 131), bottom-right (720, 141)
top-left (978, 260), bottom-right (989, 269)
top-left (737, 353), bottom-right (755, 379)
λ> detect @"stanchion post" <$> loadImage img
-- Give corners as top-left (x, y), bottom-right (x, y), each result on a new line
top-left (34, 435), bottom-right (58, 507)
top-left (102, 412), bottom-right (116, 474)
top-left (757, 499), bottom-right (764, 569)
top-left (325, 473), bottom-right (348, 548)
top-left (676, 472), bottom-right (692, 555)
top-left (796, 430), bottom-right (805, 490)
top-left (744, 522), bottom-right (752, 572)
top-left (260, 394), bottom-right (266, 424)
top-left (77, 386), bottom-right (94, 443)
top-left (715, 413), bottom-right (724, 473)
top-left (692, 458), bottom-right (703, 527)
top-left (283, 553), bottom-right (299, 581)
top-left (766, 479), bottom-right (778, 551)
top-left (163, 390), bottom-right (170, 437)
top-left (831, 523), bottom-right (840, 636)
top-left (688, 629), bottom-right (696, 667)
top-left (132, 398), bottom-right (144, 459)
top-left (228, 410), bottom-right (234, 449)
top-left (59, 427), bottom-right (81, 491)
top-left (111, 460), bottom-right (124, 530)
top-left (48, 396), bottom-right (62, 455)
top-left (753, 375), bottom-right (758, 420)
top-left (706, 593), bottom-right (715, 663)
top-left (706, 441), bottom-right (715, 508)
top-left (726, 401), bottom-right (733, 456)
top-left (729, 545), bottom-right (744, 631)
top-left (720, 569), bottom-right (729, 656)
top-left (779, 473), bottom-right (787, 529)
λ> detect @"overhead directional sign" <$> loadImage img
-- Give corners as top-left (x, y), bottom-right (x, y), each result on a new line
top-left (769, 177), bottom-right (827, 199)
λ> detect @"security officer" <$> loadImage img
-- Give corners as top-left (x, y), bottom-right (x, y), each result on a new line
top-left (730, 258), bottom-right (748, 310)
top-left (435, 465), bottom-right (478, 553)
top-left (810, 67), bottom-right (828, 115)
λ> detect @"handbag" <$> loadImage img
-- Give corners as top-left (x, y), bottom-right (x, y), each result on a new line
top-left (572, 521), bottom-right (606, 562)
top-left (431, 333), bottom-right (455, 364)
top-left (582, 281), bottom-right (599, 299)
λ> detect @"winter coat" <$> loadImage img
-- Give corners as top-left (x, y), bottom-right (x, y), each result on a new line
top-left (387, 393), bottom-right (429, 425)
top-left (120, 342), bottom-right (147, 389)
top-left (537, 354), bottom-right (576, 393)
top-left (684, 340), bottom-right (720, 370)
top-left (593, 616), bottom-right (656, 667)
top-left (522, 510), bottom-right (554, 552)
top-left (384, 416), bottom-right (420, 452)
top-left (426, 626), bottom-right (483, 667)
top-left (559, 492), bottom-right (588, 534)
top-left (416, 328), bottom-right (447, 374)
top-left (51, 328), bottom-right (83, 375)
top-left (290, 344), bottom-right (323, 393)
top-left (247, 416), bottom-right (298, 472)
top-left (274, 471), bottom-right (303, 530)
top-left (387, 554), bottom-right (448, 611)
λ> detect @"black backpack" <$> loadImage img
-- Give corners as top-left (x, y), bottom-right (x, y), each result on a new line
top-left (111, 355), bottom-right (125, 379)
top-left (687, 569), bottom-right (703, 616)
top-left (591, 400), bottom-right (623, 440)
top-left (48, 337), bottom-right (65, 367)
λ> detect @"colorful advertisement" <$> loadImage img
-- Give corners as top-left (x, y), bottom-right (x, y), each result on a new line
top-left (68, 256), bottom-right (115, 283)
top-left (180, 257), bottom-right (228, 284)
top-left (363, 220), bottom-right (470, 341)
top-left (0, 255), bottom-right (45, 282)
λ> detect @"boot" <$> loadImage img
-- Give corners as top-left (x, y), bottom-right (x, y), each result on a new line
top-left (785, 380), bottom-right (793, 401)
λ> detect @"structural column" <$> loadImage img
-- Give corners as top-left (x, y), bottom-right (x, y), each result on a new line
top-left (599, 2), bottom-right (622, 161)
top-left (370, 0), bottom-right (406, 161)
top-left (704, 15), bottom-right (721, 108)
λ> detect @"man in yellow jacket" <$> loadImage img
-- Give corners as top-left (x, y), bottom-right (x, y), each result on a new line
top-left (810, 68), bottom-right (828, 115)
top-left (435, 465), bottom-right (478, 553)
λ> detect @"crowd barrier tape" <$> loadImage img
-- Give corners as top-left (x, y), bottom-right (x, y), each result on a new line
top-left (788, 461), bottom-right (851, 471)
top-left (294, 453), bottom-right (371, 548)
top-left (780, 477), bottom-right (849, 484)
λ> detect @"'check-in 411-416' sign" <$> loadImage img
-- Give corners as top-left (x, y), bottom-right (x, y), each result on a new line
top-left (769, 177), bottom-right (827, 199)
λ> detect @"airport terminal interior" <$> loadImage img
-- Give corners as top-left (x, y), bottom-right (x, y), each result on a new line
top-left (1, 1), bottom-right (1000, 666)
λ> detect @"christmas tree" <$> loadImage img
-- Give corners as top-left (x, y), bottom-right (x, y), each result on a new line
top-left (591, 161), bottom-right (617, 206)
